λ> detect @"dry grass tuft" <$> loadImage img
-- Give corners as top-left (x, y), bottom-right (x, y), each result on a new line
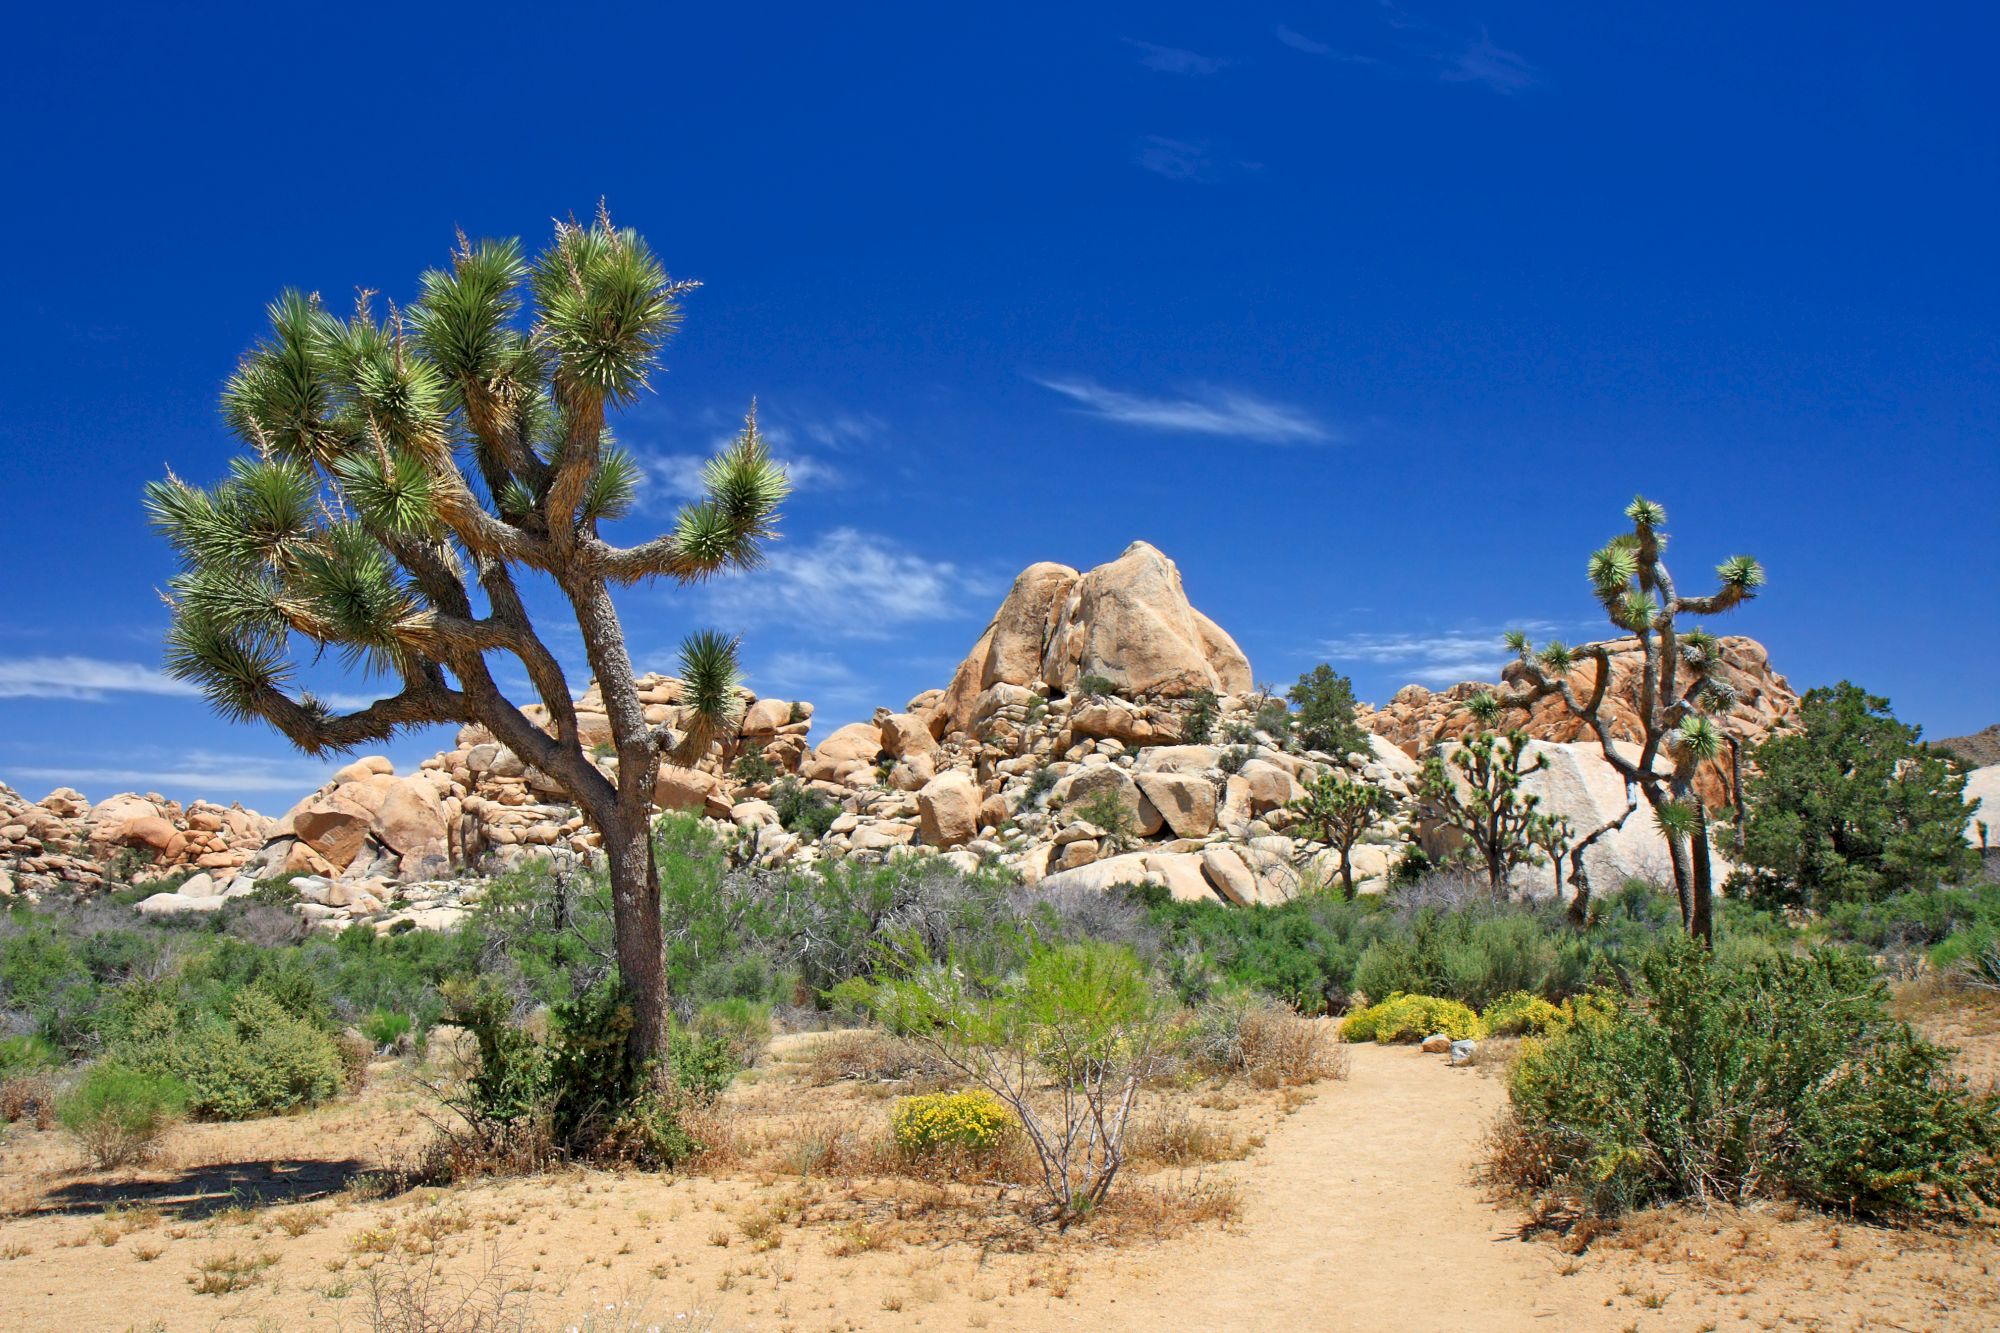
top-left (1237, 1009), bottom-right (1346, 1088)
top-left (1127, 1105), bottom-right (1252, 1169)
top-left (801, 1031), bottom-right (953, 1091)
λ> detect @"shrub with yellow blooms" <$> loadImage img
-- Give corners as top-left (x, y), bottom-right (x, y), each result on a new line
top-left (891, 1089), bottom-right (1016, 1156)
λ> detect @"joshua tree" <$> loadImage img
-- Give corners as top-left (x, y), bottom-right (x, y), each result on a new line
top-left (1490, 497), bottom-right (1763, 943)
top-left (146, 208), bottom-right (788, 1061)
top-left (1289, 771), bottom-right (1392, 899)
top-left (1413, 696), bottom-right (1550, 898)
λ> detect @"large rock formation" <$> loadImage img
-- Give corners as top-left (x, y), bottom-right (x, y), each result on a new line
top-left (1360, 635), bottom-right (1798, 806)
top-left (931, 542), bottom-right (1251, 738)
top-left (0, 782), bottom-right (271, 898)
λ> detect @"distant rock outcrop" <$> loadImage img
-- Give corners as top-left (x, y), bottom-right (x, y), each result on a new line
top-left (1939, 725), bottom-right (2000, 770)
top-left (1359, 635), bottom-right (1799, 807)
top-left (0, 782), bottom-right (271, 898)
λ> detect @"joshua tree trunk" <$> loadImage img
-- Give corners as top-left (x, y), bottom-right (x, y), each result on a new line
top-left (1689, 800), bottom-right (1716, 945)
top-left (1563, 784), bottom-right (1639, 928)
top-left (605, 818), bottom-right (668, 1059)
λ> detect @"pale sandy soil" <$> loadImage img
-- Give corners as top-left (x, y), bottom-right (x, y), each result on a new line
top-left (1, 1032), bottom-right (1995, 1332)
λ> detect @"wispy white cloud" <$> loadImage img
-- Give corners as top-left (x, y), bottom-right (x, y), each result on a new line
top-left (1441, 33), bottom-right (1539, 94)
top-left (1274, 24), bottom-right (1331, 55)
top-left (1132, 135), bottom-right (1260, 184)
top-left (0, 656), bottom-right (197, 703)
top-left (791, 411), bottom-right (886, 450)
top-left (1320, 623), bottom-right (1564, 686)
top-left (1275, 25), bottom-right (1378, 63)
top-left (8, 749), bottom-right (340, 797)
top-left (1124, 38), bottom-right (1228, 76)
top-left (1034, 376), bottom-right (1334, 444)
top-left (705, 529), bottom-right (993, 639)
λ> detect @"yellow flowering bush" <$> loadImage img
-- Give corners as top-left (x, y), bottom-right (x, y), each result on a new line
top-left (1339, 993), bottom-right (1484, 1044)
top-left (1482, 991), bottom-right (1562, 1036)
top-left (891, 1089), bottom-right (1016, 1156)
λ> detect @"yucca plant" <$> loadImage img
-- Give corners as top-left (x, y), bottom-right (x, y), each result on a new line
top-left (146, 205), bottom-right (788, 1060)
top-left (1493, 497), bottom-right (1763, 942)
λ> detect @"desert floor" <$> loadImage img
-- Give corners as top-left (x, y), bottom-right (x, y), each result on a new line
top-left (2, 1021), bottom-right (1997, 1333)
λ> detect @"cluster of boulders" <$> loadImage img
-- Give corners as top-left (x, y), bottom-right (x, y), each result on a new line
top-left (713, 541), bottom-right (1409, 904)
top-left (0, 781), bottom-right (271, 898)
top-left (19, 536), bottom-right (2000, 933)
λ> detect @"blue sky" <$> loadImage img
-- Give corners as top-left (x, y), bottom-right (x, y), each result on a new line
top-left (1, 2), bottom-right (1995, 810)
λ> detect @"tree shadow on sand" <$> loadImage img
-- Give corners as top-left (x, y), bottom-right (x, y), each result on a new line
top-left (35, 1157), bottom-right (393, 1220)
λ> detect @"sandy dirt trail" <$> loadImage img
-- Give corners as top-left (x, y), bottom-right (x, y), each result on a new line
top-left (1044, 1042), bottom-right (1622, 1331)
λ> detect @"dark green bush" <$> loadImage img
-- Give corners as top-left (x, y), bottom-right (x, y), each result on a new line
top-left (442, 978), bottom-right (730, 1170)
top-left (1287, 664), bottom-right (1369, 758)
top-left (1735, 682), bottom-right (1978, 909)
top-left (732, 751), bottom-right (778, 785)
top-left (1075, 673), bottom-right (1120, 700)
top-left (1351, 907), bottom-right (1601, 1011)
top-left (360, 1010), bottom-right (413, 1049)
top-left (1181, 688), bottom-right (1218, 745)
top-left (771, 779), bottom-right (840, 839)
top-left (1501, 937), bottom-right (2000, 1221)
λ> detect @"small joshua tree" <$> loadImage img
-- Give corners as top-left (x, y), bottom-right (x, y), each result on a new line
top-left (1413, 694), bottom-right (1549, 898)
top-left (1289, 772), bottom-right (1391, 899)
top-left (1490, 497), bottom-right (1763, 942)
top-left (146, 208), bottom-right (788, 1061)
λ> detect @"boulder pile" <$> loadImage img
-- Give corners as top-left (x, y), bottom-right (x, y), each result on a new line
top-left (0, 782), bottom-right (271, 898)
top-left (6, 538), bottom-right (1876, 930)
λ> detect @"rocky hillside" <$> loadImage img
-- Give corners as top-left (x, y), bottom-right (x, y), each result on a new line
top-left (1939, 724), bottom-right (2000, 770)
top-left (0, 783), bottom-right (270, 899)
top-left (9, 539), bottom-right (1954, 932)
top-left (1360, 635), bottom-right (1799, 807)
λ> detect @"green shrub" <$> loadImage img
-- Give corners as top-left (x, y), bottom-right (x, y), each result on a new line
top-left (771, 779), bottom-right (840, 840)
top-left (1218, 745), bottom-right (1253, 775)
top-left (0, 1033), bottom-right (58, 1075)
top-left (1181, 689), bottom-right (1218, 745)
top-left (360, 1010), bottom-right (413, 1049)
top-left (112, 985), bottom-right (345, 1120)
top-left (1735, 683), bottom-right (1979, 909)
top-left (732, 751), bottom-right (778, 785)
top-left (892, 1089), bottom-right (1015, 1156)
top-left (1023, 766), bottom-right (1059, 805)
top-left (1501, 937), bottom-right (2000, 1221)
top-left (1075, 673), bottom-right (1119, 701)
top-left (1350, 907), bottom-right (1598, 1011)
top-left (841, 940), bottom-right (1172, 1227)
top-left (693, 998), bottom-right (772, 1068)
top-left (58, 1064), bottom-right (187, 1168)
top-left (443, 979), bottom-right (726, 1171)
top-left (1073, 788), bottom-right (1135, 850)
top-left (1287, 664), bottom-right (1369, 759)
top-left (1340, 993), bottom-right (1484, 1043)
top-left (1253, 698), bottom-right (1295, 747)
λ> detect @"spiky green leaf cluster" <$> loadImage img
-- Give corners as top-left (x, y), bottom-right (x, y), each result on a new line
top-left (151, 209), bottom-right (786, 756)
